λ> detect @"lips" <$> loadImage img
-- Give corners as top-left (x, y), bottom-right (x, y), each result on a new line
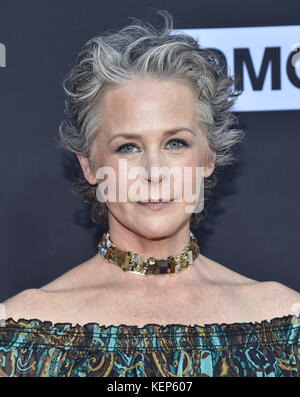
top-left (137, 199), bottom-right (174, 210)
top-left (138, 199), bottom-right (173, 203)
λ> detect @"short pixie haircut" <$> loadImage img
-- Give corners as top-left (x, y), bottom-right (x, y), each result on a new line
top-left (56, 9), bottom-right (245, 228)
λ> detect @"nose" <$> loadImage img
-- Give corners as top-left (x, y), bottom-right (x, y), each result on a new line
top-left (142, 149), bottom-right (167, 185)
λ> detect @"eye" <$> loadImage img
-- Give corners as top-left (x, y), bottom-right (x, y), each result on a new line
top-left (166, 139), bottom-right (188, 150)
top-left (114, 143), bottom-right (138, 153)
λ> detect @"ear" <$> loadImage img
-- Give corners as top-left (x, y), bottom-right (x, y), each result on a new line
top-left (76, 154), bottom-right (97, 185)
top-left (203, 150), bottom-right (216, 178)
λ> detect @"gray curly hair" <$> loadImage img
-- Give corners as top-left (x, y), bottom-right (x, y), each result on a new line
top-left (55, 9), bottom-right (245, 228)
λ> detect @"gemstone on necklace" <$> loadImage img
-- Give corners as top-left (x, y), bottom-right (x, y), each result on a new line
top-left (169, 256), bottom-right (175, 273)
top-left (124, 253), bottom-right (131, 268)
top-left (188, 250), bottom-right (193, 264)
top-left (132, 253), bottom-right (139, 265)
top-left (99, 246), bottom-right (107, 257)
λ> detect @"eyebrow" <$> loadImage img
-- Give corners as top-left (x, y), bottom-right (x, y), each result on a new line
top-left (108, 128), bottom-right (195, 144)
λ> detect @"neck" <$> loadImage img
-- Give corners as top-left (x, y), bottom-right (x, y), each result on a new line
top-left (107, 217), bottom-right (191, 259)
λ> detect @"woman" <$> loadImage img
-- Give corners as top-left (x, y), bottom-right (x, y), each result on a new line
top-left (0, 10), bottom-right (299, 377)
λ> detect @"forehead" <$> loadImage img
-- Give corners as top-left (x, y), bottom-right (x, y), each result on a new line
top-left (98, 78), bottom-right (198, 133)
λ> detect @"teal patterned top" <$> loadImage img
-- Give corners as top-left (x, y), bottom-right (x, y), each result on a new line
top-left (0, 315), bottom-right (299, 377)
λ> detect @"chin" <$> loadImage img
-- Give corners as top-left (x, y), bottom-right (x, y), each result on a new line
top-left (130, 216), bottom-right (186, 241)
top-left (134, 227), bottom-right (177, 241)
top-left (108, 203), bottom-right (189, 239)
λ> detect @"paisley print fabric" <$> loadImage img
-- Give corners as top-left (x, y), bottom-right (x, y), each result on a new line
top-left (0, 315), bottom-right (299, 377)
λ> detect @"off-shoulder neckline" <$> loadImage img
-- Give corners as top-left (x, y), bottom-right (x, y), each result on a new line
top-left (1, 314), bottom-right (298, 333)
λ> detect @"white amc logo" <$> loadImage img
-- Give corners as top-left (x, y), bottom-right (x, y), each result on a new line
top-left (213, 45), bottom-right (300, 91)
top-left (0, 43), bottom-right (6, 68)
top-left (172, 25), bottom-right (300, 111)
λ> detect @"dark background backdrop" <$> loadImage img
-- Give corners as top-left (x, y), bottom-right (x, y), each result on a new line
top-left (0, 0), bottom-right (299, 301)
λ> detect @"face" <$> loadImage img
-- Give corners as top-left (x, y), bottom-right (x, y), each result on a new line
top-left (77, 77), bottom-right (215, 239)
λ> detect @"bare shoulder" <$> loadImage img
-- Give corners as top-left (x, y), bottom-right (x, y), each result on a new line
top-left (253, 280), bottom-right (300, 307)
top-left (0, 255), bottom-right (103, 323)
top-left (198, 254), bottom-right (300, 320)
top-left (198, 253), bottom-right (259, 285)
top-left (38, 254), bottom-right (101, 292)
top-left (239, 280), bottom-right (300, 320)
top-left (1, 288), bottom-right (45, 322)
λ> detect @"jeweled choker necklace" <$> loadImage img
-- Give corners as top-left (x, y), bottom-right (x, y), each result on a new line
top-left (97, 230), bottom-right (200, 276)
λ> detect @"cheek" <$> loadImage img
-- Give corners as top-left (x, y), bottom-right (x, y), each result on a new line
top-left (106, 166), bottom-right (146, 203)
top-left (179, 154), bottom-right (202, 181)
top-left (171, 157), bottom-right (203, 204)
top-left (181, 157), bottom-right (201, 168)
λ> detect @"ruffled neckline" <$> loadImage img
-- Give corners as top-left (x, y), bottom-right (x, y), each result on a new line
top-left (1, 315), bottom-right (298, 352)
top-left (2, 313), bottom-right (297, 334)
